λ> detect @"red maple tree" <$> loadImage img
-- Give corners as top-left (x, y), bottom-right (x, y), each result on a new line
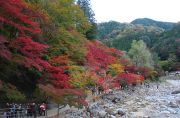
top-left (86, 41), bottom-right (119, 71)
top-left (0, 0), bottom-right (69, 89)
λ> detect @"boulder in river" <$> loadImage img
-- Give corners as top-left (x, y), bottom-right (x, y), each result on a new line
top-left (168, 101), bottom-right (179, 108)
top-left (110, 115), bottom-right (116, 118)
top-left (171, 90), bottom-right (180, 94)
top-left (116, 108), bottom-right (126, 116)
top-left (167, 108), bottom-right (177, 114)
top-left (160, 110), bottom-right (171, 114)
top-left (98, 110), bottom-right (107, 118)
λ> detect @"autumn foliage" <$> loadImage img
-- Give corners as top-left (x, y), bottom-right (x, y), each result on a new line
top-left (86, 41), bottom-right (145, 91)
top-left (0, 0), bottom-right (41, 34)
top-left (0, 0), bottom-right (69, 89)
top-left (0, 0), bottom-right (146, 105)
top-left (86, 41), bottom-right (122, 71)
top-left (117, 73), bottom-right (144, 84)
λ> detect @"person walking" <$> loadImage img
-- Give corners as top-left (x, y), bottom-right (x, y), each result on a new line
top-left (40, 103), bottom-right (46, 116)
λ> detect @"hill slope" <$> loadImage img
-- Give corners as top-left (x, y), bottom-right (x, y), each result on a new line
top-left (101, 23), bottom-right (164, 51)
top-left (97, 21), bottom-right (127, 39)
top-left (131, 18), bottom-right (175, 30)
top-left (153, 23), bottom-right (180, 59)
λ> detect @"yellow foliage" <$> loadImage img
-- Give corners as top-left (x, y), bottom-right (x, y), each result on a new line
top-left (69, 66), bottom-right (97, 88)
top-left (108, 64), bottom-right (124, 76)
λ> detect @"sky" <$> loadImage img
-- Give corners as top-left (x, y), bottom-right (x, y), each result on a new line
top-left (91, 0), bottom-right (180, 23)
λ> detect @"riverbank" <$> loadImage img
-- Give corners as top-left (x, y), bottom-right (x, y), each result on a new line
top-left (56, 76), bottom-right (180, 118)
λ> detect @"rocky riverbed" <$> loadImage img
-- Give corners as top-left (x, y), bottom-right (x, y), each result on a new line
top-left (61, 77), bottom-right (180, 118)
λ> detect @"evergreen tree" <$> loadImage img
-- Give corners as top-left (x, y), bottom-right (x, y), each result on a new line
top-left (77, 0), bottom-right (97, 39)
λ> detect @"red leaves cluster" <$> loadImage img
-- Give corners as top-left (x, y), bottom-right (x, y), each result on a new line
top-left (117, 73), bottom-right (144, 85)
top-left (48, 67), bottom-right (69, 89)
top-left (86, 41), bottom-right (119, 71)
top-left (109, 48), bottom-right (124, 57)
top-left (125, 65), bottom-right (138, 73)
top-left (0, 0), bottom-right (69, 89)
top-left (96, 77), bottom-right (113, 91)
top-left (86, 41), bottom-right (145, 91)
top-left (50, 55), bottom-right (70, 66)
top-left (0, 0), bottom-right (41, 34)
top-left (137, 66), bottom-right (153, 78)
top-left (8, 34), bottom-right (69, 86)
top-left (96, 76), bottom-right (120, 92)
top-left (96, 73), bottom-right (144, 91)
top-left (11, 36), bottom-right (49, 58)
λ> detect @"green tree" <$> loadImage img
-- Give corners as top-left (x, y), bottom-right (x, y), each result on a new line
top-left (77, 0), bottom-right (97, 39)
top-left (128, 40), bottom-right (154, 68)
top-left (167, 53), bottom-right (177, 71)
top-left (159, 53), bottom-right (178, 71)
top-left (77, 0), bottom-right (95, 23)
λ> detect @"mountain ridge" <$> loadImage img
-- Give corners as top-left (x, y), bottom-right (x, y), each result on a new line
top-left (131, 18), bottom-right (175, 30)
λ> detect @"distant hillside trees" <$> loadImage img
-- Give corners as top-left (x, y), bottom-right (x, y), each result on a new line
top-left (102, 24), bottom-right (164, 51)
top-left (97, 21), bottom-right (126, 39)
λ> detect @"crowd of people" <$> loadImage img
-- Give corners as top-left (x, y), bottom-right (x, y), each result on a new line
top-left (0, 102), bottom-right (47, 118)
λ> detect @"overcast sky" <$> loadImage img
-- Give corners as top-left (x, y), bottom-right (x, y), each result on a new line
top-left (91, 0), bottom-right (180, 23)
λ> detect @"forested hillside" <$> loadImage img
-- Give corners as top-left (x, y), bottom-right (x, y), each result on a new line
top-left (101, 24), bottom-right (164, 50)
top-left (0, 0), bottom-right (154, 106)
top-left (97, 21), bottom-right (127, 39)
top-left (97, 19), bottom-right (179, 71)
top-left (153, 23), bottom-right (180, 71)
